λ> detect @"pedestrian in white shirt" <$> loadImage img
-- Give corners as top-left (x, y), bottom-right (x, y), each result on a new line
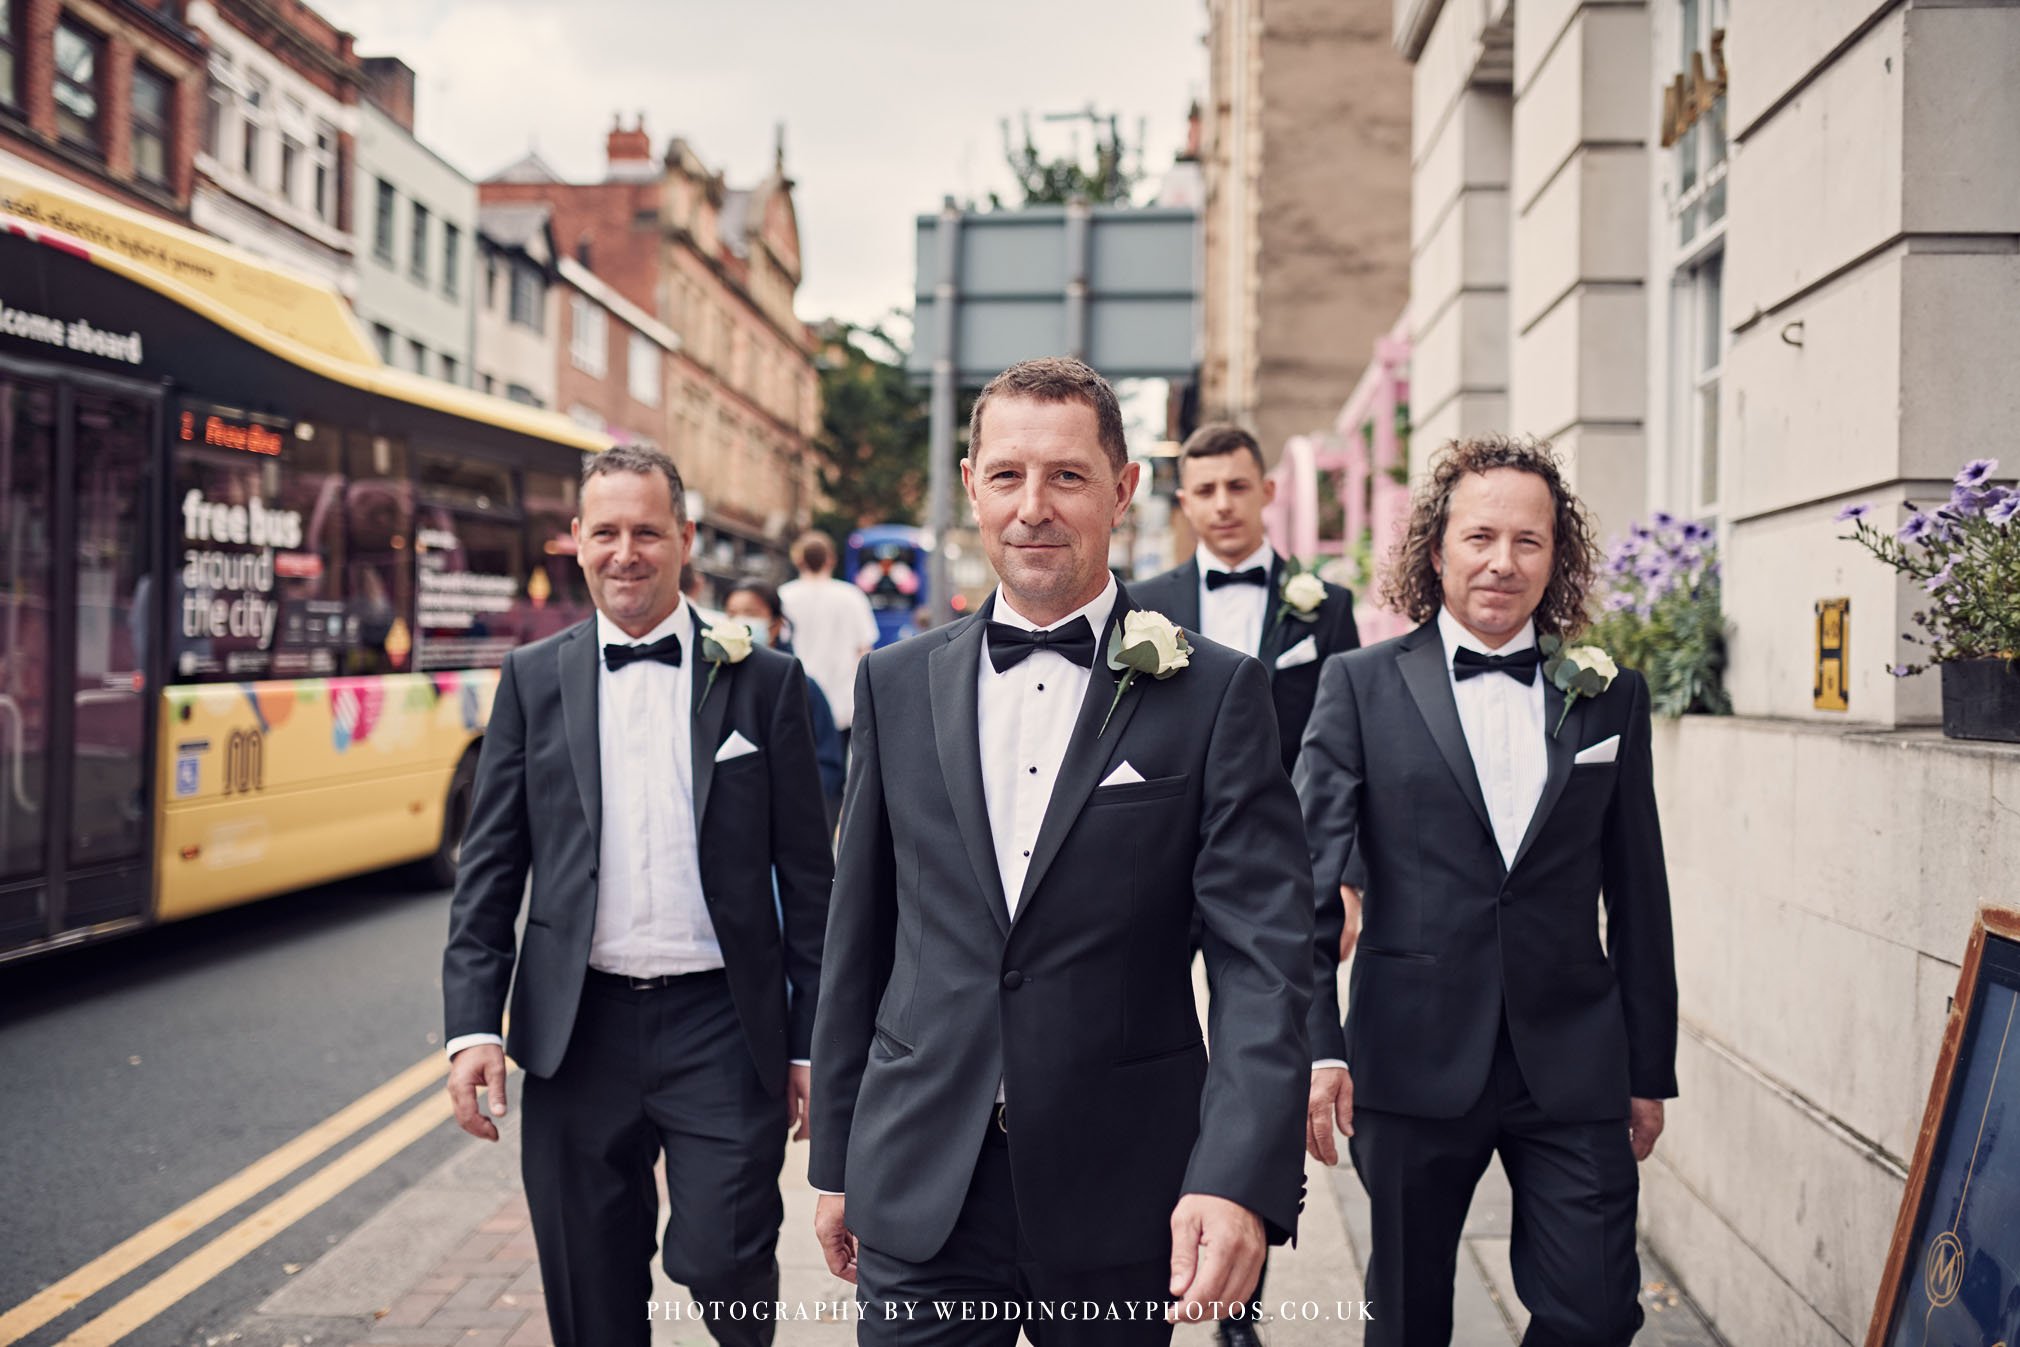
top-left (779, 531), bottom-right (879, 744)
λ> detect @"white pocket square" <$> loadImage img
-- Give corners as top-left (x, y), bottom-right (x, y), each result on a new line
top-left (1099, 761), bottom-right (1146, 787)
top-left (714, 730), bottom-right (760, 763)
top-left (1275, 636), bottom-right (1318, 670)
top-left (1573, 735), bottom-right (1620, 765)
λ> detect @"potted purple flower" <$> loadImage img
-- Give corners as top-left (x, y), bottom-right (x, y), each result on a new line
top-left (1587, 513), bottom-right (1731, 716)
top-left (1837, 459), bottom-right (2020, 743)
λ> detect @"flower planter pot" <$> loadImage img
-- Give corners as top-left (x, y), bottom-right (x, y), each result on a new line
top-left (1940, 658), bottom-right (2020, 744)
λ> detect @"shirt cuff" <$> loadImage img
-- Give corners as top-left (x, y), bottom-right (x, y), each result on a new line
top-left (812, 1188), bottom-right (843, 1196)
top-left (1312, 1058), bottom-right (1348, 1071)
top-left (789, 1059), bottom-right (810, 1067)
top-left (445, 1033), bottom-right (504, 1060)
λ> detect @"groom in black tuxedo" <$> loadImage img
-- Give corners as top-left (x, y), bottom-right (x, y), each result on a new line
top-left (811, 357), bottom-right (1313, 1344)
top-left (1299, 434), bottom-right (1677, 1347)
top-left (442, 444), bottom-right (833, 1347)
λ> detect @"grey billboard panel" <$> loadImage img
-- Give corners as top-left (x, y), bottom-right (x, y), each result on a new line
top-left (909, 204), bottom-right (1200, 383)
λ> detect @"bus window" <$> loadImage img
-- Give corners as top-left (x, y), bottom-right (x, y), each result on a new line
top-left (269, 430), bottom-right (345, 679)
top-left (522, 470), bottom-right (591, 642)
top-left (415, 509), bottom-right (525, 672)
top-left (343, 433), bottom-right (414, 676)
top-left (416, 451), bottom-right (516, 515)
top-left (0, 378), bottom-right (56, 881)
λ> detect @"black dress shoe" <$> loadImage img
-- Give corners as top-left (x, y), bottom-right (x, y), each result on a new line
top-left (1218, 1319), bottom-right (1264, 1347)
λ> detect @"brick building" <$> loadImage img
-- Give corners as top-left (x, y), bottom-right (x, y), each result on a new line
top-left (554, 252), bottom-right (677, 453)
top-left (0, 0), bottom-right (208, 219)
top-left (480, 118), bottom-right (820, 581)
top-left (187, 0), bottom-right (359, 289)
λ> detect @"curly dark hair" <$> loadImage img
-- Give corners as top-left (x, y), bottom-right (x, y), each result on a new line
top-left (1379, 433), bottom-right (1599, 639)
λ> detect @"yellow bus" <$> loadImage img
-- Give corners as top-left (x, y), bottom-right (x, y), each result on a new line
top-left (0, 165), bottom-right (611, 963)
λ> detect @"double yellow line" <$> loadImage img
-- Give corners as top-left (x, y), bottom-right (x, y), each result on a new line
top-left (0, 1047), bottom-right (466, 1346)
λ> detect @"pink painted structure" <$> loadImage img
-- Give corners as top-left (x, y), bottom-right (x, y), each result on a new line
top-left (1264, 315), bottom-right (1414, 642)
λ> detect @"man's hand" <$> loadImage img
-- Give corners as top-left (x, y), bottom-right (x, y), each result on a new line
top-left (786, 1063), bottom-right (812, 1142)
top-left (814, 1194), bottom-right (858, 1283)
top-left (1629, 1097), bottom-right (1665, 1161)
top-left (1307, 1066), bottom-right (1354, 1165)
top-left (1166, 1194), bottom-right (1265, 1324)
top-left (447, 1044), bottom-right (508, 1142)
top-left (1338, 884), bottom-right (1363, 962)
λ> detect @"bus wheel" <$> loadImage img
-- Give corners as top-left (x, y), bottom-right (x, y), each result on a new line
top-left (427, 750), bottom-right (479, 890)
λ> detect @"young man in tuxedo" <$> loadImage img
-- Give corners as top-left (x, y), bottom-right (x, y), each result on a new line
top-left (810, 358), bottom-right (1313, 1345)
top-left (441, 445), bottom-right (833, 1347)
top-left (1131, 427), bottom-right (1358, 1345)
top-left (1131, 423), bottom-right (1360, 775)
top-left (1299, 434), bottom-right (1677, 1347)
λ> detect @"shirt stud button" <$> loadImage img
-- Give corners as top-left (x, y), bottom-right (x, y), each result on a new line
top-left (1028, 766), bottom-right (1037, 774)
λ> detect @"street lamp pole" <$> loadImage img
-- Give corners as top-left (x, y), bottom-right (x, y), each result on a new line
top-left (926, 198), bottom-right (961, 628)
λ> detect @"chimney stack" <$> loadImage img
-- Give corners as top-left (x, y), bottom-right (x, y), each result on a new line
top-left (606, 113), bottom-right (655, 180)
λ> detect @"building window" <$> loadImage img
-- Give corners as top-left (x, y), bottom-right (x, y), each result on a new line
top-left (628, 334), bottom-right (660, 407)
top-left (131, 63), bottom-right (173, 187)
top-left (485, 254), bottom-right (499, 308)
top-left (441, 353), bottom-right (459, 386)
top-left (1662, 0), bottom-right (1728, 520)
top-left (373, 180), bottom-right (396, 264)
top-left (54, 20), bottom-right (104, 152)
top-left (442, 223), bottom-right (461, 299)
top-left (372, 323), bottom-right (394, 362)
top-left (409, 201), bottom-right (430, 285)
top-left (509, 262), bottom-right (544, 332)
top-left (570, 297), bottom-right (607, 377)
top-left (0, 0), bottom-right (21, 110)
top-left (505, 382), bottom-right (541, 408)
top-left (408, 338), bottom-right (427, 375)
top-left (312, 123), bottom-right (337, 224)
top-left (479, 372), bottom-right (494, 394)
top-left (241, 71), bottom-right (268, 180)
top-left (203, 55), bottom-right (231, 160)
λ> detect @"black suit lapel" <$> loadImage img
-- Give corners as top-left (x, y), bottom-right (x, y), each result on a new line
top-left (690, 607), bottom-right (731, 828)
top-left (1013, 589), bottom-right (1145, 925)
top-left (928, 614), bottom-right (1012, 937)
top-left (559, 622), bottom-right (602, 853)
top-left (1164, 559), bottom-right (1203, 630)
top-left (1509, 681), bottom-right (1587, 874)
top-left (1256, 553), bottom-right (1299, 676)
top-left (1396, 624), bottom-right (1497, 849)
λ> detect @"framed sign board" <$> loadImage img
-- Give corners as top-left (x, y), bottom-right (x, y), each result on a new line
top-left (1867, 907), bottom-right (2020, 1347)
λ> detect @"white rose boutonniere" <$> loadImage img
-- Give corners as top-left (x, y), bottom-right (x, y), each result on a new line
top-left (1538, 635), bottom-right (1619, 737)
top-left (1102, 609), bottom-right (1190, 735)
top-left (1277, 569), bottom-right (1326, 625)
top-left (698, 619), bottom-right (755, 709)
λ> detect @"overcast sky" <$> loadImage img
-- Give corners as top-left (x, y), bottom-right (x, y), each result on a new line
top-left (312, 0), bottom-right (1206, 331)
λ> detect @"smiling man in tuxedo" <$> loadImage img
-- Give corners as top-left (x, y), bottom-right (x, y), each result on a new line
top-left (1131, 423), bottom-right (1360, 777)
top-left (1298, 434), bottom-right (1677, 1347)
top-left (810, 357), bottom-right (1312, 1344)
top-left (441, 444), bottom-right (833, 1347)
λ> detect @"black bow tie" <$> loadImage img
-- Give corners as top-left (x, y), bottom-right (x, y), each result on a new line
top-left (1452, 646), bottom-right (1541, 685)
top-left (986, 616), bottom-right (1097, 672)
top-left (604, 633), bottom-right (684, 671)
top-left (1205, 566), bottom-right (1268, 590)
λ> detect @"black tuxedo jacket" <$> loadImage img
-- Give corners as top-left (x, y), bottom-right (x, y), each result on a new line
top-left (810, 587), bottom-right (1313, 1269)
top-left (442, 609), bottom-right (834, 1088)
top-left (1296, 621), bottom-right (1678, 1122)
top-left (1128, 554), bottom-right (1360, 772)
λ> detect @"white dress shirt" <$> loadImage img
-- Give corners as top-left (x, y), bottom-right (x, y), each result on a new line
top-left (1438, 606), bottom-right (1548, 870)
top-left (1196, 541), bottom-right (1275, 658)
top-left (445, 601), bottom-right (721, 1061)
top-left (778, 575), bottom-right (880, 729)
top-left (978, 577), bottom-right (1119, 921)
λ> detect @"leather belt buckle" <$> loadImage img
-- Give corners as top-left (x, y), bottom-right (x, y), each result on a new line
top-left (627, 973), bottom-right (670, 990)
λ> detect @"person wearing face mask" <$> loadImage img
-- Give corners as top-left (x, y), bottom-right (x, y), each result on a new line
top-left (726, 582), bottom-right (846, 820)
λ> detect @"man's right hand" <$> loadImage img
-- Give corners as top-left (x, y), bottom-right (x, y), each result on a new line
top-left (447, 1044), bottom-right (509, 1142)
top-left (1338, 884), bottom-right (1363, 963)
top-left (814, 1194), bottom-right (858, 1283)
top-left (1307, 1066), bottom-right (1354, 1165)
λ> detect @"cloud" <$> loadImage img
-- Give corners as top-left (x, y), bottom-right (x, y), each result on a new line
top-left (316, 0), bottom-right (1204, 327)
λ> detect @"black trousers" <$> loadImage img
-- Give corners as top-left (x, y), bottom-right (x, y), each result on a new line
top-left (522, 969), bottom-right (785, 1347)
top-left (855, 1119), bottom-right (1175, 1346)
top-left (1349, 1021), bottom-right (1643, 1347)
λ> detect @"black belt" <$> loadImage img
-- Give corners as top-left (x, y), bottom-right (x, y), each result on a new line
top-left (586, 967), bottom-right (724, 992)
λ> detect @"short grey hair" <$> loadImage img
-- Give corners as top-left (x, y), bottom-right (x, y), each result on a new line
top-left (582, 444), bottom-right (687, 522)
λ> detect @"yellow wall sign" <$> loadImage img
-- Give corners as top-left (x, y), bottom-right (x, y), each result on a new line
top-left (1815, 598), bottom-right (1850, 711)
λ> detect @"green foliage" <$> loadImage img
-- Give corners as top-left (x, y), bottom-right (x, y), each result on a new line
top-left (991, 111), bottom-right (1138, 207)
top-left (1587, 515), bottom-right (1733, 717)
top-left (810, 324), bottom-right (929, 540)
